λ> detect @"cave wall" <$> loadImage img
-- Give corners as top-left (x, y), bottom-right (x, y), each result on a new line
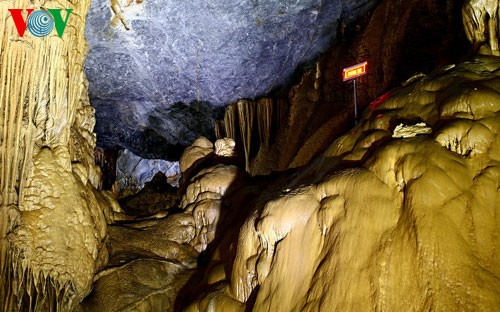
top-left (176, 2), bottom-right (500, 309)
top-left (217, 0), bottom-right (468, 175)
top-left (0, 0), bottom-right (497, 311)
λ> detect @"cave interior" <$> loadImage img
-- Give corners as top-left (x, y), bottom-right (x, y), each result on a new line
top-left (1, 0), bottom-right (500, 311)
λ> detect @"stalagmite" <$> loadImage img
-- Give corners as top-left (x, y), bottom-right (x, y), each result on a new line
top-left (215, 138), bottom-right (236, 157)
top-left (179, 137), bottom-right (214, 174)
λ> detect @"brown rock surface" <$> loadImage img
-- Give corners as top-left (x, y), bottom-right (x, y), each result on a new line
top-left (183, 55), bottom-right (500, 311)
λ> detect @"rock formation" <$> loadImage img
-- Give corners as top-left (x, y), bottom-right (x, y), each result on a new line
top-left (183, 53), bottom-right (500, 312)
top-left (214, 138), bottom-right (237, 158)
top-left (463, 0), bottom-right (500, 53)
top-left (113, 149), bottom-right (180, 198)
top-left (179, 2), bottom-right (500, 309)
top-left (79, 137), bottom-right (249, 311)
top-left (0, 1), bottom-right (112, 310)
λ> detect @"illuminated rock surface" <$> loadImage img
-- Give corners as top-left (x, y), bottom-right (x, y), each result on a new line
top-left (214, 138), bottom-right (237, 157)
top-left (181, 55), bottom-right (500, 311)
top-left (0, 1), bottom-right (112, 310)
top-left (80, 259), bottom-right (192, 312)
top-left (463, 0), bottom-right (500, 53)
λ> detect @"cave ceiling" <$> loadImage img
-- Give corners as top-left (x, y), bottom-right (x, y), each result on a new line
top-left (84, 0), bottom-right (378, 159)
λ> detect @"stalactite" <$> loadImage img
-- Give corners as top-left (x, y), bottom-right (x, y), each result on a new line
top-left (214, 97), bottom-right (290, 174)
top-left (463, 0), bottom-right (500, 52)
top-left (276, 98), bottom-right (289, 137)
top-left (3, 245), bottom-right (78, 312)
top-left (257, 98), bottom-right (273, 147)
top-left (237, 100), bottom-right (255, 172)
top-left (94, 147), bottom-right (118, 190)
top-left (224, 104), bottom-right (237, 141)
top-left (214, 120), bottom-right (226, 140)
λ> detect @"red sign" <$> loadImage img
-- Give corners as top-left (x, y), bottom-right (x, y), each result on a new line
top-left (342, 61), bottom-right (367, 81)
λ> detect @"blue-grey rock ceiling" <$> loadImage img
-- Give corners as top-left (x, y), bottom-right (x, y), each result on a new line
top-left (85, 0), bottom-right (378, 159)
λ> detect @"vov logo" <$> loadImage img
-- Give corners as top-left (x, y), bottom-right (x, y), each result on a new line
top-left (9, 8), bottom-right (72, 38)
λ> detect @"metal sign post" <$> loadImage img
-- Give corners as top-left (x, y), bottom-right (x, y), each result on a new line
top-left (343, 61), bottom-right (367, 125)
top-left (353, 78), bottom-right (358, 123)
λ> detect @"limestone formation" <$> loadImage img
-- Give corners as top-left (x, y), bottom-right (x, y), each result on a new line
top-left (181, 164), bottom-right (246, 252)
top-left (185, 55), bottom-right (500, 311)
top-left (79, 259), bottom-right (192, 312)
top-left (179, 137), bottom-right (214, 174)
top-left (1, 0), bottom-right (499, 311)
top-left (0, 1), bottom-right (115, 310)
top-left (217, 98), bottom-right (289, 175)
top-left (463, 0), bottom-right (500, 53)
top-left (215, 138), bottom-right (236, 158)
top-left (392, 122), bottom-right (433, 138)
top-left (213, 0), bottom-right (467, 176)
top-left (113, 149), bottom-right (180, 198)
top-left (85, 0), bottom-right (379, 158)
top-left (77, 138), bottom-right (249, 310)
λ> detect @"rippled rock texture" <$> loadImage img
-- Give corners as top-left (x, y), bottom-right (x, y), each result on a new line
top-left (182, 54), bottom-right (500, 312)
top-left (85, 0), bottom-right (378, 158)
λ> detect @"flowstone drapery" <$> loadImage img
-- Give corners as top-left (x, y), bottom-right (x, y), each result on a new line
top-left (463, 0), bottom-right (500, 53)
top-left (0, 1), bottom-right (110, 310)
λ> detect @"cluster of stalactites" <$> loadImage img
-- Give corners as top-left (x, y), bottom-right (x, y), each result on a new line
top-left (463, 0), bottom-right (500, 53)
top-left (0, 0), bottom-right (103, 310)
top-left (215, 98), bottom-right (288, 173)
top-left (2, 247), bottom-right (77, 312)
